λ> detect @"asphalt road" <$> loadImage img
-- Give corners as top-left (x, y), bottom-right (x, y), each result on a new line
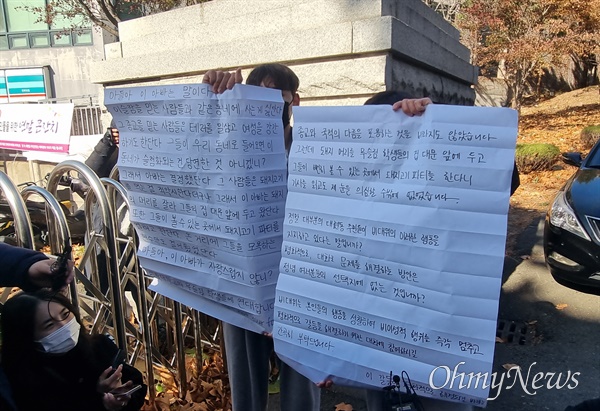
top-left (488, 216), bottom-right (600, 411)
top-left (268, 215), bottom-right (600, 411)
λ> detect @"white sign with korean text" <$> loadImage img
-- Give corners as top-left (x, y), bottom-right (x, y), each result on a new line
top-left (0, 103), bottom-right (73, 153)
top-left (105, 84), bottom-right (287, 333)
top-left (273, 104), bottom-right (518, 407)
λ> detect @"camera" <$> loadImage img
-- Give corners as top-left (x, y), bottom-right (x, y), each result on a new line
top-left (51, 244), bottom-right (72, 291)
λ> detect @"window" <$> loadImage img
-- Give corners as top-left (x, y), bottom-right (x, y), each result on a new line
top-left (0, 0), bottom-right (92, 49)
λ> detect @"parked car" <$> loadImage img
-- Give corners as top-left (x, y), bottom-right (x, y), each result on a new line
top-left (543, 139), bottom-right (600, 289)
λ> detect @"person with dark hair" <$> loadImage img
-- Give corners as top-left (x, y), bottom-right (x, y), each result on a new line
top-left (0, 289), bottom-right (146, 411)
top-left (0, 243), bottom-right (75, 411)
top-left (205, 64), bottom-right (299, 152)
top-left (247, 64), bottom-right (300, 152)
top-left (203, 63), bottom-right (315, 411)
top-left (362, 91), bottom-right (517, 410)
top-left (203, 68), bottom-right (437, 411)
top-left (363, 90), bottom-right (416, 106)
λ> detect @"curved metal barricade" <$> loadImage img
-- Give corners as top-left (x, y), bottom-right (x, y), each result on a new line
top-left (0, 171), bottom-right (36, 306)
top-left (48, 160), bottom-right (128, 350)
top-left (0, 163), bottom-right (222, 403)
top-left (102, 172), bottom-right (214, 400)
top-left (20, 184), bottom-right (78, 308)
top-left (0, 172), bottom-right (35, 250)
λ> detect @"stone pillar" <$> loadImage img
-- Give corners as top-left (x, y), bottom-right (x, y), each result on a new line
top-left (91, 0), bottom-right (476, 106)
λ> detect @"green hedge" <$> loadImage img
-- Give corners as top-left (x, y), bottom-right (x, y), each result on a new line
top-left (515, 143), bottom-right (560, 173)
top-left (581, 125), bottom-right (600, 149)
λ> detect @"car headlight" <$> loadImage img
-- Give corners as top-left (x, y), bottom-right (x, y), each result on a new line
top-left (549, 191), bottom-right (590, 240)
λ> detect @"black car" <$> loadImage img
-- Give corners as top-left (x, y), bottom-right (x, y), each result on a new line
top-left (544, 139), bottom-right (600, 289)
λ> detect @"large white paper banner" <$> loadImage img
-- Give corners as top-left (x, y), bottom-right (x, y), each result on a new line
top-left (105, 84), bottom-right (287, 333)
top-left (273, 104), bottom-right (518, 407)
top-left (0, 103), bottom-right (74, 152)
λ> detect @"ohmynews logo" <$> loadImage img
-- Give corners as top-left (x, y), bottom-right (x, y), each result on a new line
top-left (428, 362), bottom-right (580, 400)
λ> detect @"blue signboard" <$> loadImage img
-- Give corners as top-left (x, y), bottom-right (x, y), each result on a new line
top-left (0, 67), bottom-right (51, 102)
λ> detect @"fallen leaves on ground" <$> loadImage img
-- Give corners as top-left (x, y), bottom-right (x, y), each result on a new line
top-left (555, 303), bottom-right (568, 310)
top-left (506, 85), bottom-right (600, 257)
top-left (335, 402), bottom-right (354, 411)
top-left (140, 352), bottom-right (231, 411)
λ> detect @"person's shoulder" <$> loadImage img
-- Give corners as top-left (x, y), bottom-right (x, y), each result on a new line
top-left (90, 333), bottom-right (118, 351)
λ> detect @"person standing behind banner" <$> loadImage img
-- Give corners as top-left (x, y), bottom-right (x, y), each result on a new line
top-left (362, 90), bottom-right (521, 411)
top-left (364, 91), bottom-right (520, 196)
top-left (202, 67), bottom-right (439, 411)
top-left (202, 64), bottom-right (319, 411)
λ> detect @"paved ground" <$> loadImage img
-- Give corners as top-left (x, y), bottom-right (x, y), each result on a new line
top-left (268, 215), bottom-right (600, 410)
top-left (487, 216), bottom-right (600, 411)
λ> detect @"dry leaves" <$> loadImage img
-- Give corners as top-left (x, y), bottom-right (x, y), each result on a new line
top-left (505, 86), bottom-right (600, 257)
top-left (140, 351), bottom-right (231, 411)
top-left (555, 303), bottom-right (568, 310)
top-left (335, 402), bottom-right (354, 411)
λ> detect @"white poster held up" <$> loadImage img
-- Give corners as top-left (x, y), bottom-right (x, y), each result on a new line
top-left (105, 84), bottom-right (287, 333)
top-left (0, 103), bottom-right (73, 152)
top-left (273, 104), bottom-right (518, 406)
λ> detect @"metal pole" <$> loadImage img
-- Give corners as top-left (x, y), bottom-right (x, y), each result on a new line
top-left (173, 302), bottom-right (188, 397)
top-left (0, 171), bottom-right (35, 249)
top-left (21, 184), bottom-right (77, 307)
top-left (103, 178), bottom-right (156, 402)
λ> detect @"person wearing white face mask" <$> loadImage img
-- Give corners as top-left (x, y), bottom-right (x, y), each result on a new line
top-left (36, 315), bottom-right (81, 354)
top-left (0, 243), bottom-right (76, 411)
top-left (0, 290), bottom-right (146, 411)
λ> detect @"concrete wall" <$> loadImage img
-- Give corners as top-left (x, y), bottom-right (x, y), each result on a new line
top-left (0, 160), bottom-right (56, 187)
top-left (91, 0), bottom-right (477, 106)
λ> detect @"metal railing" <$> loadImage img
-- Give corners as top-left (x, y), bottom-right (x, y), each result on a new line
top-left (0, 162), bottom-right (220, 402)
top-left (71, 106), bottom-right (104, 135)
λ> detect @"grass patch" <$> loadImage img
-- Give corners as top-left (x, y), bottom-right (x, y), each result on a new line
top-left (516, 143), bottom-right (560, 173)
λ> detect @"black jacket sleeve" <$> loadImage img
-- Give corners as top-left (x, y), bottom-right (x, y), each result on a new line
top-left (0, 242), bottom-right (48, 290)
top-left (85, 131), bottom-right (119, 179)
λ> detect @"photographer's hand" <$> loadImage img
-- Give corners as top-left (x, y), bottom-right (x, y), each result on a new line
top-left (28, 258), bottom-right (74, 290)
